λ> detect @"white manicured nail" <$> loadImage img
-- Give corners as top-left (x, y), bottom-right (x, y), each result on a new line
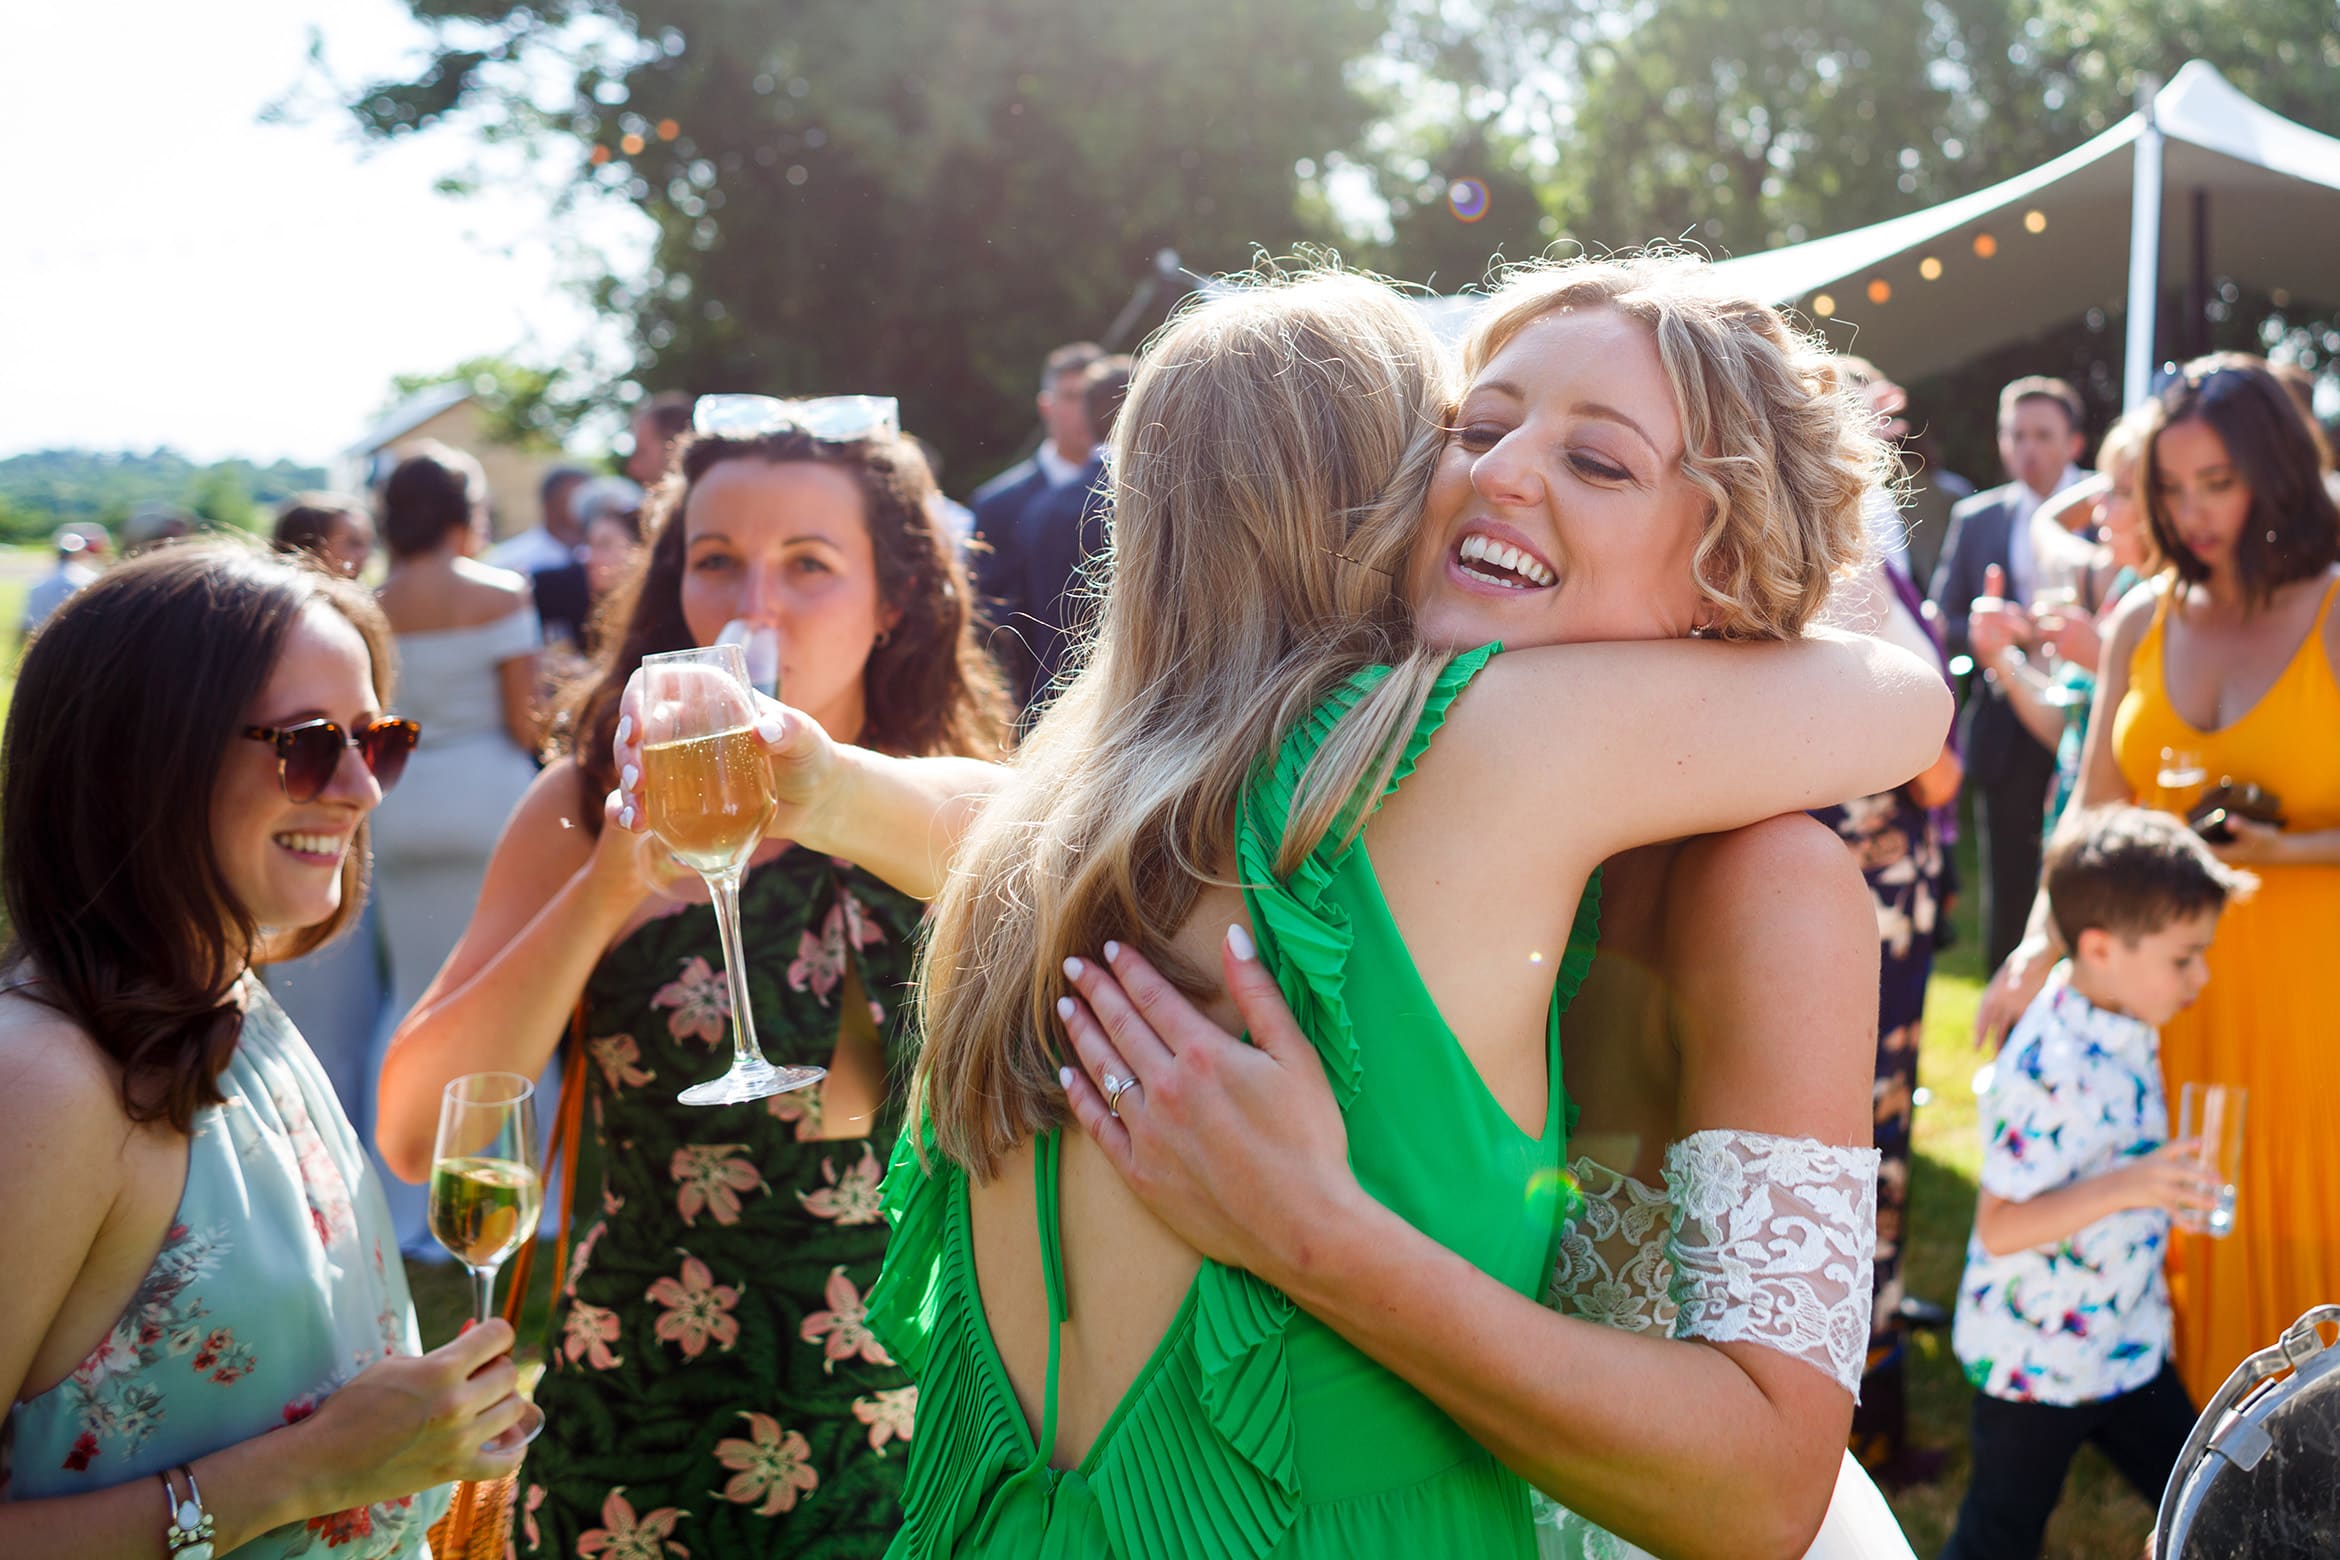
top-left (1058, 1066), bottom-right (1076, 1090)
top-left (1057, 996), bottom-right (1076, 1021)
top-left (1227, 923), bottom-right (1256, 962)
top-left (616, 715), bottom-right (634, 745)
top-left (1063, 956), bottom-right (1084, 979)
top-left (621, 764), bottom-right (639, 791)
top-left (755, 714), bottom-right (784, 744)
top-left (620, 805), bottom-right (636, 830)
top-left (1103, 940), bottom-right (1122, 963)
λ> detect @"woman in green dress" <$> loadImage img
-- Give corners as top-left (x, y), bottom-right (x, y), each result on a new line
top-left (374, 415), bottom-right (1007, 1557)
top-left (667, 272), bottom-right (1945, 1557)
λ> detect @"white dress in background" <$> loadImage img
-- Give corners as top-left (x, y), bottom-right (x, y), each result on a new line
top-left (1535, 1130), bottom-right (1916, 1560)
top-left (368, 606), bottom-right (544, 1254)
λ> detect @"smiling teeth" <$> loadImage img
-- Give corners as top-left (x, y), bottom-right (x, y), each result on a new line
top-left (1458, 533), bottom-right (1556, 587)
top-left (275, 833), bottom-right (345, 856)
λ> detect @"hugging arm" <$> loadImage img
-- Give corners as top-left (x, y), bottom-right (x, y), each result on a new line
top-left (1059, 824), bottom-right (1881, 1560)
top-left (611, 691), bottom-right (1005, 902)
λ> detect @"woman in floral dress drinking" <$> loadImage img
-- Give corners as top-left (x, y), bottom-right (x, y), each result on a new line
top-left (375, 414), bottom-right (1007, 1556)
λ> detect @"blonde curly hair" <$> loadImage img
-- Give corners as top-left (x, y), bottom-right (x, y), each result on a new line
top-left (1463, 253), bottom-right (1891, 640)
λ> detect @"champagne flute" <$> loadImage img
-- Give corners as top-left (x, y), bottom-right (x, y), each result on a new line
top-left (429, 1072), bottom-right (543, 1326)
top-left (638, 643), bottom-right (824, 1105)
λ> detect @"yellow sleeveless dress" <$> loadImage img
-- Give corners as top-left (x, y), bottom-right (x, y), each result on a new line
top-left (2111, 575), bottom-right (2340, 1401)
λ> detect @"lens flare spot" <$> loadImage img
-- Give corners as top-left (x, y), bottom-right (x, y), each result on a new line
top-left (1866, 279), bottom-right (1892, 305)
top-left (589, 144), bottom-right (611, 165)
top-left (657, 118), bottom-right (681, 141)
top-left (620, 132), bottom-right (646, 156)
top-left (1919, 256), bottom-right (1943, 281)
top-left (1446, 177), bottom-right (1491, 223)
top-left (2023, 208), bottom-right (2047, 234)
top-left (1528, 949), bottom-right (1544, 965)
top-left (1973, 232), bottom-right (1999, 259)
top-left (1812, 293), bottom-right (1837, 317)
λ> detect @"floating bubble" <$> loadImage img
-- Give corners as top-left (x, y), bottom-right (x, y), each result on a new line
top-left (1446, 177), bottom-right (1491, 223)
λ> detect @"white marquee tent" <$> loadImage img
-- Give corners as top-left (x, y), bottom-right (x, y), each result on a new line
top-left (1707, 61), bottom-right (2340, 406)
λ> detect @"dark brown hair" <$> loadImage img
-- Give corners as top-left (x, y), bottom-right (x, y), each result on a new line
top-left (272, 492), bottom-right (368, 560)
top-left (557, 429), bottom-right (1011, 821)
top-left (2046, 805), bottom-right (2251, 949)
top-left (380, 442), bottom-right (485, 559)
top-left (1, 541), bottom-right (395, 1132)
top-left (1999, 374), bottom-right (2086, 433)
top-left (2137, 353), bottom-right (2340, 609)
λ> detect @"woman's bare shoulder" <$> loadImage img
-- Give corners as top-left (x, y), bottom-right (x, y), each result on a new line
top-left (0, 994), bottom-right (132, 1150)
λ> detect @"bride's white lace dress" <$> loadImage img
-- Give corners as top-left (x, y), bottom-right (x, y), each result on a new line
top-left (1533, 1129), bottom-right (1916, 1560)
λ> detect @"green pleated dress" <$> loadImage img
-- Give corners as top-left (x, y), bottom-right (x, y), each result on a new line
top-left (868, 644), bottom-right (1599, 1558)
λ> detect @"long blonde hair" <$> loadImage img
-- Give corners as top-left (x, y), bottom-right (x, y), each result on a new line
top-left (1466, 253), bottom-right (1888, 641)
top-left (916, 269), bottom-right (1454, 1178)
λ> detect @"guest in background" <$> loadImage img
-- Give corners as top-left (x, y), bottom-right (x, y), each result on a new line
top-left (19, 524), bottom-right (108, 637)
top-left (967, 340), bottom-right (1105, 684)
top-left (122, 505), bottom-right (194, 554)
top-left (1967, 415), bottom-right (2155, 839)
top-left (908, 434), bottom-right (976, 551)
top-left (367, 442), bottom-right (545, 1257)
top-left (531, 475), bottom-right (644, 662)
top-left (1825, 360), bottom-right (1965, 1483)
top-left (488, 464), bottom-right (590, 577)
top-left (373, 414), bottom-right (1008, 1557)
top-left (994, 353), bottom-right (1133, 714)
top-left (0, 541), bottom-right (524, 1558)
top-left (626, 391), bottom-right (694, 488)
top-left (1978, 354), bottom-right (2340, 1404)
top-left (272, 493), bottom-right (377, 580)
top-left (1929, 375), bottom-right (2091, 968)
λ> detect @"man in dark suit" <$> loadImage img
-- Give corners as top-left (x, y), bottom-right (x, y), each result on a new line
top-left (1928, 376), bottom-right (2090, 969)
top-left (999, 355), bottom-right (1132, 717)
top-left (968, 342), bottom-right (1105, 591)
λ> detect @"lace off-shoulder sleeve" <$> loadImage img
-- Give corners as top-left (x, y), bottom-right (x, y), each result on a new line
top-left (1661, 1128), bottom-right (1880, 1398)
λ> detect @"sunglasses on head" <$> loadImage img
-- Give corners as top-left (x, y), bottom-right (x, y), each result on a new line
top-left (241, 717), bottom-right (421, 803)
top-left (690, 393), bottom-right (900, 443)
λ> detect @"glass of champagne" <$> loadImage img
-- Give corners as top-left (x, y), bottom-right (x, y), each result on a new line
top-left (429, 1072), bottom-right (543, 1325)
top-left (638, 643), bottom-right (824, 1105)
top-left (2157, 746), bottom-right (2209, 814)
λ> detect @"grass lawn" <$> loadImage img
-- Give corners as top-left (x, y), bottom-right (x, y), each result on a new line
top-left (405, 820), bottom-right (2160, 1560)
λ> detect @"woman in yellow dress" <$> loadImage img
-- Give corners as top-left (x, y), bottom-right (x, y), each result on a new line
top-left (1978, 354), bottom-right (2340, 1400)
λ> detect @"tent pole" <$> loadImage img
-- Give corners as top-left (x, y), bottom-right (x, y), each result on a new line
top-left (2187, 189), bottom-right (2212, 356)
top-left (2125, 73), bottom-right (2165, 411)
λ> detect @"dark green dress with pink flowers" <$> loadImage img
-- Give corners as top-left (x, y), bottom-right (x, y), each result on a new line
top-left (522, 848), bottom-right (924, 1560)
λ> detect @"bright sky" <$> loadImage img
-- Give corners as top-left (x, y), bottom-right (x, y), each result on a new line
top-left (0, 1), bottom-right (646, 467)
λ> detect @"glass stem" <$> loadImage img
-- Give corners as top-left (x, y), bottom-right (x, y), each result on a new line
top-left (470, 1263), bottom-right (497, 1326)
top-left (707, 870), bottom-right (768, 1072)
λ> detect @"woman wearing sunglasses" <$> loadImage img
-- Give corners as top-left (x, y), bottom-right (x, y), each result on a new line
top-left (373, 396), bottom-right (1009, 1558)
top-left (0, 542), bottom-right (531, 1558)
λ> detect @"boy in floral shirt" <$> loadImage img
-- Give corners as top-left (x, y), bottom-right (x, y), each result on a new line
top-left (1942, 807), bottom-right (2252, 1559)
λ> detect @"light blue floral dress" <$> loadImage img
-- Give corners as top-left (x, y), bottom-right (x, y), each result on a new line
top-left (5, 979), bottom-right (450, 1556)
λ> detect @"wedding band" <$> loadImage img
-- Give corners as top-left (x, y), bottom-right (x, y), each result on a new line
top-left (1104, 1072), bottom-right (1139, 1117)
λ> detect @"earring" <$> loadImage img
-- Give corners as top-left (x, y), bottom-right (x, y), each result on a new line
top-left (874, 628), bottom-right (892, 649)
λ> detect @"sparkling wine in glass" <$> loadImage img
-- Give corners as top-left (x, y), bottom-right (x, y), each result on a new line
top-left (638, 643), bottom-right (824, 1106)
top-left (429, 1072), bottom-right (543, 1325)
top-left (2157, 746), bottom-right (2209, 814)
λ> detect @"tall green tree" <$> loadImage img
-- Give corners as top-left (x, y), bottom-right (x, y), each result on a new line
top-left (348, 0), bottom-right (1394, 476)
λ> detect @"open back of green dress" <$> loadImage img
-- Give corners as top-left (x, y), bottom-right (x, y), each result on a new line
top-left (870, 645), bottom-right (1600, 1558)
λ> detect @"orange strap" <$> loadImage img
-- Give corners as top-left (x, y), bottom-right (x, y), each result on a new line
top-left (497, 1006), bottom-right (590, 1333)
